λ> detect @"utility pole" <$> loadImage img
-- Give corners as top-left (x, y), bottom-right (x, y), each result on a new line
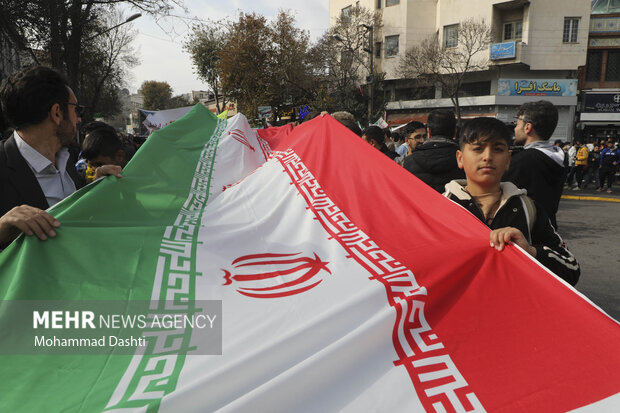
top-left (361, 24), bottom-right (374, 123)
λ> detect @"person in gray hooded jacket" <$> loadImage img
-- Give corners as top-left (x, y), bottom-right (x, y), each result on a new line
top-left (503, 100), bottom-right (567, 229)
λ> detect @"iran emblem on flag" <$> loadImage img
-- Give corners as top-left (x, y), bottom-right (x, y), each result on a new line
top-left (222, 252), bottom-right (331, 298)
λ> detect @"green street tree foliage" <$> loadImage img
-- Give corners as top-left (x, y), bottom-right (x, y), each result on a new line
top-left (140, 80), bottom-right (173, 110)
top-left (184, 24), bottom-right (227, 114)
top-left (138, 80), bottom-right (190, 110)
top-left (185, 8), bottom-right (385, 124)
top-left (216, 11), bottom-right (316, 121)
top-left (0, 0), bottom-right (179, 120)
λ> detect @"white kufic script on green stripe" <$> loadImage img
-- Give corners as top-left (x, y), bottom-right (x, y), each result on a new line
top-left (104, 119), bottom-right (226, 412)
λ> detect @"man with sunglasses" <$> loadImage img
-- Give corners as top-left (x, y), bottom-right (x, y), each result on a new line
top-left (0, 66), bottom-right (122, 249)
top-left (503, 100), bottom-right (567, 229)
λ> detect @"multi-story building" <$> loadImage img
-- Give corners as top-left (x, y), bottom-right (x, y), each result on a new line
top-left (329, 0), bottom-right (591, 141)
top-left (191, 90), bottom-right (215, 104)
top-left (129, 93), bottom-right (145, 134)
top-left (577, 0), bottom-right (620, 142)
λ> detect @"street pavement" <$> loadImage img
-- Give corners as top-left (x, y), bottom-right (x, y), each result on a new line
top-left (556, 186), bottom-right (620, 321)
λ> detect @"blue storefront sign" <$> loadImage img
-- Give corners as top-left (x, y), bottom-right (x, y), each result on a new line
top-left (497, 79), bottom-right (577, 97)
top-left (490, 41), bottom-right (516, 60)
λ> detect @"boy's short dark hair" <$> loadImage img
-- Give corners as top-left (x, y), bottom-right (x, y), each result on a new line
top-left (392, 131), bottom-right (404, 143)
top-left (383, 128), bottom-right (392, 139)
top-left (82, 121), bottom-right (115, 137)
top-left (516, 100), bottom-right (558, 141)
top-left (0, 66), bottom-right (70, 130)
top-left (427, 109), bottom-right (456, 137)
top-left (81, 121), bottom-right (122, 159)
top-left (339, 119), bottom-right (362, 136)
top-left (459, 117), bottom-right (511, 149)
top-left (403, 121), bottom-right (425, 136)
top-left (363, 125), bottom-right (384, 145)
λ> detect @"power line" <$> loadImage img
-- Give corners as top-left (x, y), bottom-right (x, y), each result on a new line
top-left (160, 13), bottom-right (213, 24)
top-left (137, 31), bottom-right (184, 45)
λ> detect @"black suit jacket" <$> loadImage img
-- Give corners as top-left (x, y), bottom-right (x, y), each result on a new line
top-left (0, 135), bottom-right (84, 218)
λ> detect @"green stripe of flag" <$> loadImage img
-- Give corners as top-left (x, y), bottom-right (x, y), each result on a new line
top-left (0, 104), bottom-right (223, 412)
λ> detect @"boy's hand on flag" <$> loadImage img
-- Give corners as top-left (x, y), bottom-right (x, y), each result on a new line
top-left (94, 165), bottom-right (123, 180)
top-left (490, 227), bottom-right (537, 258)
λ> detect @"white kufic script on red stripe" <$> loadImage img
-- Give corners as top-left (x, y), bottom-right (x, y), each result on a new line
top-left (274, 149), bottom-right (485, 413)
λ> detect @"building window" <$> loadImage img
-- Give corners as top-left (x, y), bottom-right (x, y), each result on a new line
top-left (386, 0), bottom-right (399, 6)
top-left (503, 21), bottom-right (522, 41)
top-left (375, 42), bottom-right (382, 58)
top-left (341, 5), bottom-right (352, 22)
top-left (385, 35), bottom-right (399, 57)
top-left (586, 51), bottom-right (603, 81)
top-left (444, 24), bottom-right (459, 48)
top-left (377, 0), bottom-right (381, 8)
top-left (563, 17), bottom-right (579, 43)
top-left (605, 50), bottom-right (620, 81)
top-left (441, 81), bottom-right (491, 98)
top-left (394, 86), bottom-right (435, 101)
top-left (460, 81), bottom-right (491, 97)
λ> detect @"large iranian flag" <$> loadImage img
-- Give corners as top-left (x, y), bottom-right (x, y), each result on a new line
top-left (0, 104), bottom-right (619, 412)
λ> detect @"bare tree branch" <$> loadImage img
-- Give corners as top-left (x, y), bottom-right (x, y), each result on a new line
top-left (398, 17), bottom-right (491, 120)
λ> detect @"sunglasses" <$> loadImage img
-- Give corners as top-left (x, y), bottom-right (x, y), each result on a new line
top-left (513, 115), bottom-right (530, 124)
top-left (67, 102), bottom-right (86, 117)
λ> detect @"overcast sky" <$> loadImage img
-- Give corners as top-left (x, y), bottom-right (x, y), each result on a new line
top-left (123, 0), bottom-right (330, 95)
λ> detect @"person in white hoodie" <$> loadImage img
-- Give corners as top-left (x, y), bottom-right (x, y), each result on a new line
top-left (503, 100), bottom-right (567, 229)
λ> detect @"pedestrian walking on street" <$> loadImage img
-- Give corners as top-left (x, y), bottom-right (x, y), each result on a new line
top-left (573, 142), bottom-right (588, 190)
top-left (598, 141), bottom-right (620, 193)
top-left (583, 145), bottom-right (601, 189)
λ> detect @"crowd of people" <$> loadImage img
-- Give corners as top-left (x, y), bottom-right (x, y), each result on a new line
top-left (328, 101), bottom-right (582, 286)
top-left (0, 65), bottom-right (593, 288)
top-left (562, 139), bottom-right (620, 193)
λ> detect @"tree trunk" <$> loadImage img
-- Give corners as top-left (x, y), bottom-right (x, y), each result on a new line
top-left (214, 92), bottom-right (221, 114)
top-left (65, 1), bottom-right (85, 96)
top-left (48, 1), bottom-right (63, 71)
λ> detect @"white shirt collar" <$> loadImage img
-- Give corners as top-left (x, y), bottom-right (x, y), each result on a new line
top-left (13, 130), bottom-right (68, 174)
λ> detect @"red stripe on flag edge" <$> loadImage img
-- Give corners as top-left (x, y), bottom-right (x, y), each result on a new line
top-left (260, 116), bottom-right (620, 412)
